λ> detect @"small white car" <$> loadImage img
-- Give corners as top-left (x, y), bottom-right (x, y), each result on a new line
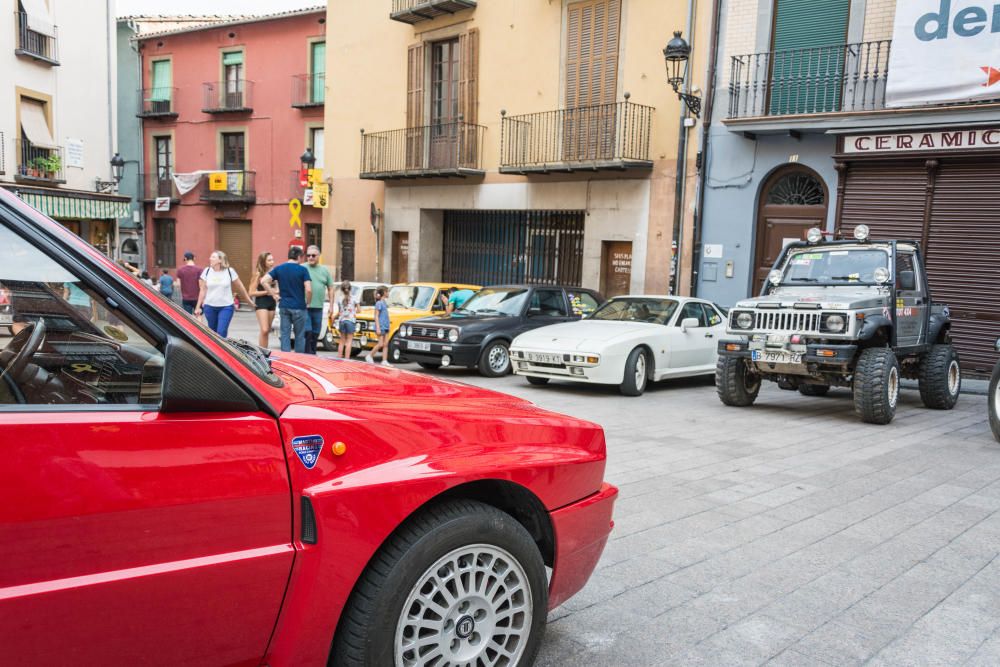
top-left (511, 295), bottom-right (727, 396)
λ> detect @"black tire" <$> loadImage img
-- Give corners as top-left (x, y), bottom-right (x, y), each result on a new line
top-left (989, 362), bottom-right (1000, 443)
top-left (798, 384), bottom-right (830, 397)
top-left (918, 344), bottom-right (961, 410)
top-left (852, 347), bottom-right (900, 425)
top-left (321, 328), bottom-right (337, 351)
top-left (715, 356), bottom-right (760, 407)
top-left (526, 376), bottom-right (549, 386)
top-left (478, 340), bottom-right (511, 377)
top-left (330, 500), bottom-right (547, 667)
top-left (619, 347), bottom-right (649, 396)
top-left (417, 362), bottom-right (440, 370)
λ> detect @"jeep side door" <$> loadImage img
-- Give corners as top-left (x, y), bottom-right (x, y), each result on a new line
top-left (895, 251), bottom-right (926, 347)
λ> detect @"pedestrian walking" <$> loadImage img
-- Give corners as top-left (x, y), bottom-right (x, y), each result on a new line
top-left (446, 286), bottom-right (475, 315)
top-left (158, 269), bottom-right (174, 301)
top-left (262, 246), bottom-right (312, 353)
top-left (335, 280), bottom-right (358, 359)
top-left (249, 251), bottom-right (277, 349)
top-left (365, 285), bottom-right (392, 366)
top-left (194, 250), bottom-right (253, 338)
top-left (176, 251), bottom-right (201, 314)
top-left (304, 245), bottom-right (334, 354)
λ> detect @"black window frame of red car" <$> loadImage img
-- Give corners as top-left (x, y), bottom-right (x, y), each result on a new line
top-left (0, 197), bottom-right (278, 416)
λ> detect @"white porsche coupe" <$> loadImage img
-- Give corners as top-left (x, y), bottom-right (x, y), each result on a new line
top-left (510, 295), bottom-right (727, 396)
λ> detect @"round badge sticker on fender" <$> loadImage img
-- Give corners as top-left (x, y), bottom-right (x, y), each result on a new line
top-left (291, 435), bottom-right (324, 470)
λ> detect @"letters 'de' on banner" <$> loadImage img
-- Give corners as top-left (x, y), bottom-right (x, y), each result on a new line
top-left (886, 1), bottom-right (1000, 108)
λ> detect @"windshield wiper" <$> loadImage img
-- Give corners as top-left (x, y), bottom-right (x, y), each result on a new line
top-left (227, 338), bottom-right (273, 375)
top-left (789, 277), bottom-right (819, 282)
top-left (470, 308), bottom-right (504, 316)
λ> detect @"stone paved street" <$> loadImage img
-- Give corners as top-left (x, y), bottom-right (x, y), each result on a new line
top-left (230, 313), bottom-right (1000, 666)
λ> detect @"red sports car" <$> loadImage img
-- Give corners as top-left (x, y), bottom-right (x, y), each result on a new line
top-left (0, 188), bottom-right (617, 666)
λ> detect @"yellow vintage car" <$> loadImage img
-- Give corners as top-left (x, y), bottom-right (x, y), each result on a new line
top-left (353, 282), bottom-right (480, 351)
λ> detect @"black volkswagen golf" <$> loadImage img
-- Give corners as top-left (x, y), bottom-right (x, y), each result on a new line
top-left (389, 285), bottom-right (603, 377)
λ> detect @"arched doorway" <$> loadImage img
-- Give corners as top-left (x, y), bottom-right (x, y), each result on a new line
top-left (753, 166), bottom-right (829, 293)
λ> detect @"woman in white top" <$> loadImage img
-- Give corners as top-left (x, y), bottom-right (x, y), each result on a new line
top-left (194, 250), bottom-right (253, 337)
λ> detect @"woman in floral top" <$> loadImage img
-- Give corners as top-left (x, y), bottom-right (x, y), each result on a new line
top-left (335, 280), bottom-right (359, 359)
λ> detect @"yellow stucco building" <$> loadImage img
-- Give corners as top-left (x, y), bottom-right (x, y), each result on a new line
top-left (324, 0), bottom-right (714, 296)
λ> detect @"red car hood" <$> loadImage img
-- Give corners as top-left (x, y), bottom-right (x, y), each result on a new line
top-left (270, 353), bottom-right (528, 406)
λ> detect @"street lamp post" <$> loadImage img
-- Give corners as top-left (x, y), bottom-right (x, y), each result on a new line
top-left (95, 152), bottom-right (126, 193)
top-left (663, 31), bottom-right (702, 118)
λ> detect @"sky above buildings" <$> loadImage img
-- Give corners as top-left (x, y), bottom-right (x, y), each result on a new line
top-left (116, 0), bottom-right (320, 17)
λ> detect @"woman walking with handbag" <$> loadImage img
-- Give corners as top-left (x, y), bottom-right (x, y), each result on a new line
top-left (195, 250), bottom-right (253, 337)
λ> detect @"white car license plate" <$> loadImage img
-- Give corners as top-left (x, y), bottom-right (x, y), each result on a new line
top-left (527, 352), bottom-right (562, 364)
top-left (408, 341), bottom-right (431, 352)
top-left (753, 350), bottom-right (802, 364)
top-left (0, 313), bottom-right (11, 325)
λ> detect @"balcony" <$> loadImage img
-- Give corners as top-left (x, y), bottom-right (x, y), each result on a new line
top-left (291, 73), bottom-right (325, 108)
top-left (14, 12), bottom-right (59, 65)
top-left (360, 121), bottom-right (486, 180)
top-left (140, 173), bottom-right (180, 202)
top-left (137, 88), bottom-right (178, 119)
top-left (202, 80), bottom-right (253, 114)
top-left (14, 139), bottom-right (65, 184)
top-left (199, 171), bottom-right (256, 203)
top-left (390, 0), bottom-right (476, 23)
top-left (500, 99), bottom-right (654, 174)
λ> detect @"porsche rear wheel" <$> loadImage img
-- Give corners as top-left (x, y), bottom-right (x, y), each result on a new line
top-left (330, 500), bottom-right (547, 667)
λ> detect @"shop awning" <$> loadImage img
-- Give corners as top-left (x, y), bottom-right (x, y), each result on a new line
top-left (16, 190), bottom-right (132, 220)
top-left (20, 99), bottom-right (58, 149)
top-left (18, 0), bottom-right (56, 38)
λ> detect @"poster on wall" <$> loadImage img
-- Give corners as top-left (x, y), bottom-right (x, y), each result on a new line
top-left (886, 1), bottom-right (1000, 108)
top-left (154, 197), bottom-right (171, 212)
top-left (65, 139), bottom-right (84, 169)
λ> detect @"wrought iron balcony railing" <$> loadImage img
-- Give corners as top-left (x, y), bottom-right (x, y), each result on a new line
top-left (360, 121), bottom-right (486, 179)
top-left (202, 80), bottom-right (253, 113)
top-left (292, 73), bottom-right (325, 108)
top-left (140, 173), bottom-right (180, 201)
top-left (500, 99), bottom-right (654, 173)
top-left (138, 88), bottom-right (178, 118)
top-left (199, 170), bottom-right (256, 203)
top-left (15, 139), bottom-right (64, 183)
top-left (728, 40), bottom-right (892, 119)
top-left (14, 12), bottom-right (59, 65)
top-left (390, 0), bottom-right (476, 24)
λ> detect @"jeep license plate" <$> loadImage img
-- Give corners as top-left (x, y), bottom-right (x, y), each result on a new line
top-left (752, 350), bottom-right (802, 364)
top-left (407, 341), bottom-right (431, 352)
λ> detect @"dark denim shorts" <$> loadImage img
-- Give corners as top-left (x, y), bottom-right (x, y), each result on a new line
top-left (338, 320), bottom-right (357, 335)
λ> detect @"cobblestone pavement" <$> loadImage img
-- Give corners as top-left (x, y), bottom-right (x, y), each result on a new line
top-left (229, 313), bottom-right (1000, 665)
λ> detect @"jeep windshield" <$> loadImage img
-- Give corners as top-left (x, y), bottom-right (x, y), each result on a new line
top-left (779, 247), bottom-right (889, 286)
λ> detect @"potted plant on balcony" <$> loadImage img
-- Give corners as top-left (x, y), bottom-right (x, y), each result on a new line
top-left (37, 154), bottom-right (61, 179)
top-left (30, 157), bottom-right (47, 178)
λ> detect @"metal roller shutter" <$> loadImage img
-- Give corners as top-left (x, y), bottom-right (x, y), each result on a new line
top-left (838, 161), bottom-right (927, 240)
top-left (925, 161), bottom-right (1000, 375)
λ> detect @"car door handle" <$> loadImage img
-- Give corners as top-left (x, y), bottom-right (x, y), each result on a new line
top-left (705, 333), bottom-right (714, 338)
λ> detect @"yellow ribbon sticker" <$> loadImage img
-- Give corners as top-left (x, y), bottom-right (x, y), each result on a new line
top-left (289, 199), bottom-right (302, 228)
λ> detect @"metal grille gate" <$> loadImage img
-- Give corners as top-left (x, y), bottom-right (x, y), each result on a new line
top-left (442, 210), bottom-right (585, 286)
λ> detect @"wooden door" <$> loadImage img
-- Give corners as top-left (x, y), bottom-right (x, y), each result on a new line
top-left (217, 221), bottom-right (253, 291)
top-left (429, 39), bottom-right (460, 169)
top-left (600, 241), bottom-right (632, 298)
top-left (754, 168), bottom-right (828, 293)
top-left (392, 232), bottom-right (409, 284)
top-left (338, 229), bottom-right (355, 281)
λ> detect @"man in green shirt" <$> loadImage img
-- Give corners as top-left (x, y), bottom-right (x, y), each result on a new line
top-left (305, 245), bottom-right (334, 354)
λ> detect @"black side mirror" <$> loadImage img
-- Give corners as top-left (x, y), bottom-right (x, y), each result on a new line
top-left (898, 270), bottom-right (916, 291)
top-left (161, 337), bottom-right (258, 413)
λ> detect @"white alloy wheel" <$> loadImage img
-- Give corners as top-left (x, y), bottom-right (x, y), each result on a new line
top-left (948, 359), bottom-right (960, 396)
top-left (634, 352), bottom-right (647, 392)
top-left (888, 365), bottom-right (899, 409)
top-left (394, 544), bottom-right (533, 667)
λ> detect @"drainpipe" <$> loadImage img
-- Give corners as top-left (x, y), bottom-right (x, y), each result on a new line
top-left (669, 0), bottom-right (697, 295)
top-left (689, 0), bottom-right (724, 297)
top-left (107, 0), bottom-right (119, 261)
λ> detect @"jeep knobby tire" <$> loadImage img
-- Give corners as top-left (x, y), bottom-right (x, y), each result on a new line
top-left (716, 356), bottom-right (760, 407)
top-left (852, 347), bottom-right (900, 425)
top-left (918, 344), bottom-right (961, 410)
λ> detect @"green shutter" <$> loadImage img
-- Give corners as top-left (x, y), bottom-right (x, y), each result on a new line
top-left (770, 0), bottom-right (850, 115)
top-left (150, 60), bottom-right (172, 102)
top-left (311, 42), bottom-right (326, 103)
top-left (222, 51), bottom-right (243, 66)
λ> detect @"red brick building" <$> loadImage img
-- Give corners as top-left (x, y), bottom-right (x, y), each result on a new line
top-left (136, 7), bottom-right (327, 283)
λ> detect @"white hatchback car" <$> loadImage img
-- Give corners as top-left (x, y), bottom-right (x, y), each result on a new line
top-left (511, 295), bottom-right (727, 396)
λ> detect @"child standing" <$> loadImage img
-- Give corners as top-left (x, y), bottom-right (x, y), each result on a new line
top-left (335, 280), bottom-right (358, 359)
top-left (365, 286), bottom-right (392, 366)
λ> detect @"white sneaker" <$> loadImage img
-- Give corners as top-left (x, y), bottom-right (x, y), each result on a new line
top-left (364, 354), bottom-right (374, 364)
top-left (381, 360), bottom-right (391, 367)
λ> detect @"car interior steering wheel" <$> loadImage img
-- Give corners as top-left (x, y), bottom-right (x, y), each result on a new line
top-left (4, 319), bottom-right (46, 383)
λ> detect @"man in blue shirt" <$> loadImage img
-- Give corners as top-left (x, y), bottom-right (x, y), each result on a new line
top-left (447, 287), bottom-right (475, 315)
top-left (261, 247), bottom-right (313, 352)
top-left (158, 270), bottom-right (174, 300)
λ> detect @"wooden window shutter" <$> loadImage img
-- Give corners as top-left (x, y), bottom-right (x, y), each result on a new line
top-left (564, 0), bottom-right (621, 109)
top-left (458, 28), bottom-right (479, 125)
top-left (406, 42), bottom-right (425, 128)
